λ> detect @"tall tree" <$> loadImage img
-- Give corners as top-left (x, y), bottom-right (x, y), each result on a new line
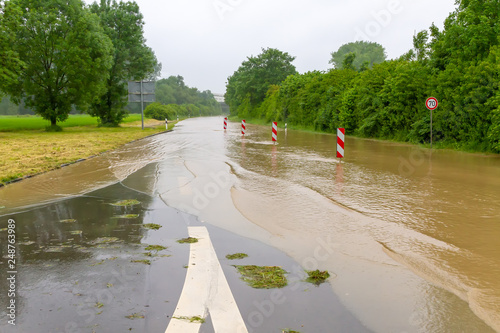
top-left (225, 47), bottom-right (296, 115)
top-left (413, 30), bottom-right (430, 62)
top-left (88, 0), bottom-right (158, 126)
top-left (0, 0), bottom-right (113, 127)
top-left (342, 52), bottom-right (357, 70)
top-left (329, 41), bottom-right (386, 71)
top-left (0, 0), bottom-right (24, 102)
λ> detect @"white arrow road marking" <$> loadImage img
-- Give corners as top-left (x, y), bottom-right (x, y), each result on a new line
top-left (165, 227), bottom-right (248, 333)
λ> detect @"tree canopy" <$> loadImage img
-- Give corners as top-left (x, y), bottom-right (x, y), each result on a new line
top-left (329, 41), bottom-right (386, 71)
top-left (0, 0), bottom-right (113, 126)
top-left (225, 47), bottom-right (297, 118)
top-left (429, 0), bottom-right (500, 69)
top-left (88, 0), bottom-right (158, 126)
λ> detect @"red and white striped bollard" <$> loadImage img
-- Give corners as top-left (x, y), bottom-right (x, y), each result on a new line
top-left (224, 117), bottom-right (227, 130)
top-left (272, 122), bottom-right (278, 142)
top-left (337, 128), bottom-right (345, 158)
top-left (241, 120), bottom-right (246, 135)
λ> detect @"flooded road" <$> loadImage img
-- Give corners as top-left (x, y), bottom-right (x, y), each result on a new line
top-left (0, 121), bottom-right (369, 333)
top-left (1, 116), bottom-right (500, 332)
top-left (225, 120), bottom-right (500, 332)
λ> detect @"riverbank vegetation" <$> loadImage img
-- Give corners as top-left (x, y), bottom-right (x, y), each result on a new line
top-left (225, 1), bottom-right (500, 153)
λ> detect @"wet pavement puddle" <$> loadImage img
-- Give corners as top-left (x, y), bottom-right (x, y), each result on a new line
top-left (0, 165), bottom-right (369, 333)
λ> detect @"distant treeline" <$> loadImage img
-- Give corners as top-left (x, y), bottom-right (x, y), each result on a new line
top-left (142, 76), bottom-right (222, 120)
top-left (1, 75), bottom-right (222, 119)
top-left (225, 1), bottom-right (500, 153)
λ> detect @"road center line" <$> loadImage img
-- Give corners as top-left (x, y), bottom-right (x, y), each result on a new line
top-left (165, 226), bottom-right (248, 333)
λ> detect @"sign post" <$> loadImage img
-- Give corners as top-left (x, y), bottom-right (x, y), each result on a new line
top-left (337, 128), bottom-right (345, 159)
top-left (425, 97), bottom-right (438, 149)
top-left (272, 122), bottom-right (278, 142)
top-left (128, 81), bottom-right (155, 130)
top-left (140, 81), bottom-right (144, 129)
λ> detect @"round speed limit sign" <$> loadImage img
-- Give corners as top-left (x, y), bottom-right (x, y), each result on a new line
top-left (426, 97), bottom-right (438, 110)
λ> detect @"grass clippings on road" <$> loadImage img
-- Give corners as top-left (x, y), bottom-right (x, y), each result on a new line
top-left (144, 245), bottom-right (168, 252)
top-left (305, 269), bottom-right (331, 286)
top-left (125, 312), bottom-right (145, 319)
top-left (234, 265), bottom-right (288, 289)
top-left (111, 199), bottom-right (141, 207)
top-left (142, 223), bottom-right (162, 230)
top-left (177, 237), bottom-right (198, 244)
top-left (172, 316), bottom-right (205, 324)
top-left (226, 253), bottom-right (248, 260)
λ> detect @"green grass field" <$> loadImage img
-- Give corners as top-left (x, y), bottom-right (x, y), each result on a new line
top-left (0, 114), bottom-right (176, 185)
top-left (0, 114), bottom-right (143, 131)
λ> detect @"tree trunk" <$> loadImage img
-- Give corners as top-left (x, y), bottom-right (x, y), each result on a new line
top-left (51, 118), bottom-right (57, 126)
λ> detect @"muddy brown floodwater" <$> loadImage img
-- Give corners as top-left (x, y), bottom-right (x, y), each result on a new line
top-left (1, 117), bottom-right (500, 332)
top-left (225, 119), bottom-right (500, 332)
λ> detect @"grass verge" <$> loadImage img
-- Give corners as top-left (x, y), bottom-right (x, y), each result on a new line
top-left (234, 265), bottom-right (288, 289)
top-left (0, 114), bottom-right (143, 131)
top-left (0, 115), bottom-right (175, 186)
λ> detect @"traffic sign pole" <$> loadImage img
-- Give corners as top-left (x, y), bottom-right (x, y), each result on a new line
top-left (431, 109), bottom-right (433, 149)
top-left (425, 97), bottom-right (438, 149)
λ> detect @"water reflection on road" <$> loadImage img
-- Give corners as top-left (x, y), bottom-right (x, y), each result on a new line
top-left (0, 180), bottom-right (191, 333)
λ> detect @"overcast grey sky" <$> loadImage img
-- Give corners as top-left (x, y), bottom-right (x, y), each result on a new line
top-left (86, 0), bottom-right (458, 94)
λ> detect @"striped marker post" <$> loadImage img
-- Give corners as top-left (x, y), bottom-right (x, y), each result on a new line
top-left (224, 117), bottom-right (227, 130)
top-left (272, 122), bottom-right (278, 142)
top-left (241, 120), bottom-right (246, 135)
top-left (337, 128), bottom-right (345, 158)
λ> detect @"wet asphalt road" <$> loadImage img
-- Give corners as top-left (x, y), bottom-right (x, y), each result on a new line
top-left (0, 161), bottom-right (370, 333)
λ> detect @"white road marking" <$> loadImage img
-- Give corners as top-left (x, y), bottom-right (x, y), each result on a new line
top-left (165, 226), bottom-right (248, 333)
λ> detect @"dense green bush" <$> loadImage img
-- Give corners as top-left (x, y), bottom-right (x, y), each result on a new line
top-left (144, 103), bottom-right (173, 120)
